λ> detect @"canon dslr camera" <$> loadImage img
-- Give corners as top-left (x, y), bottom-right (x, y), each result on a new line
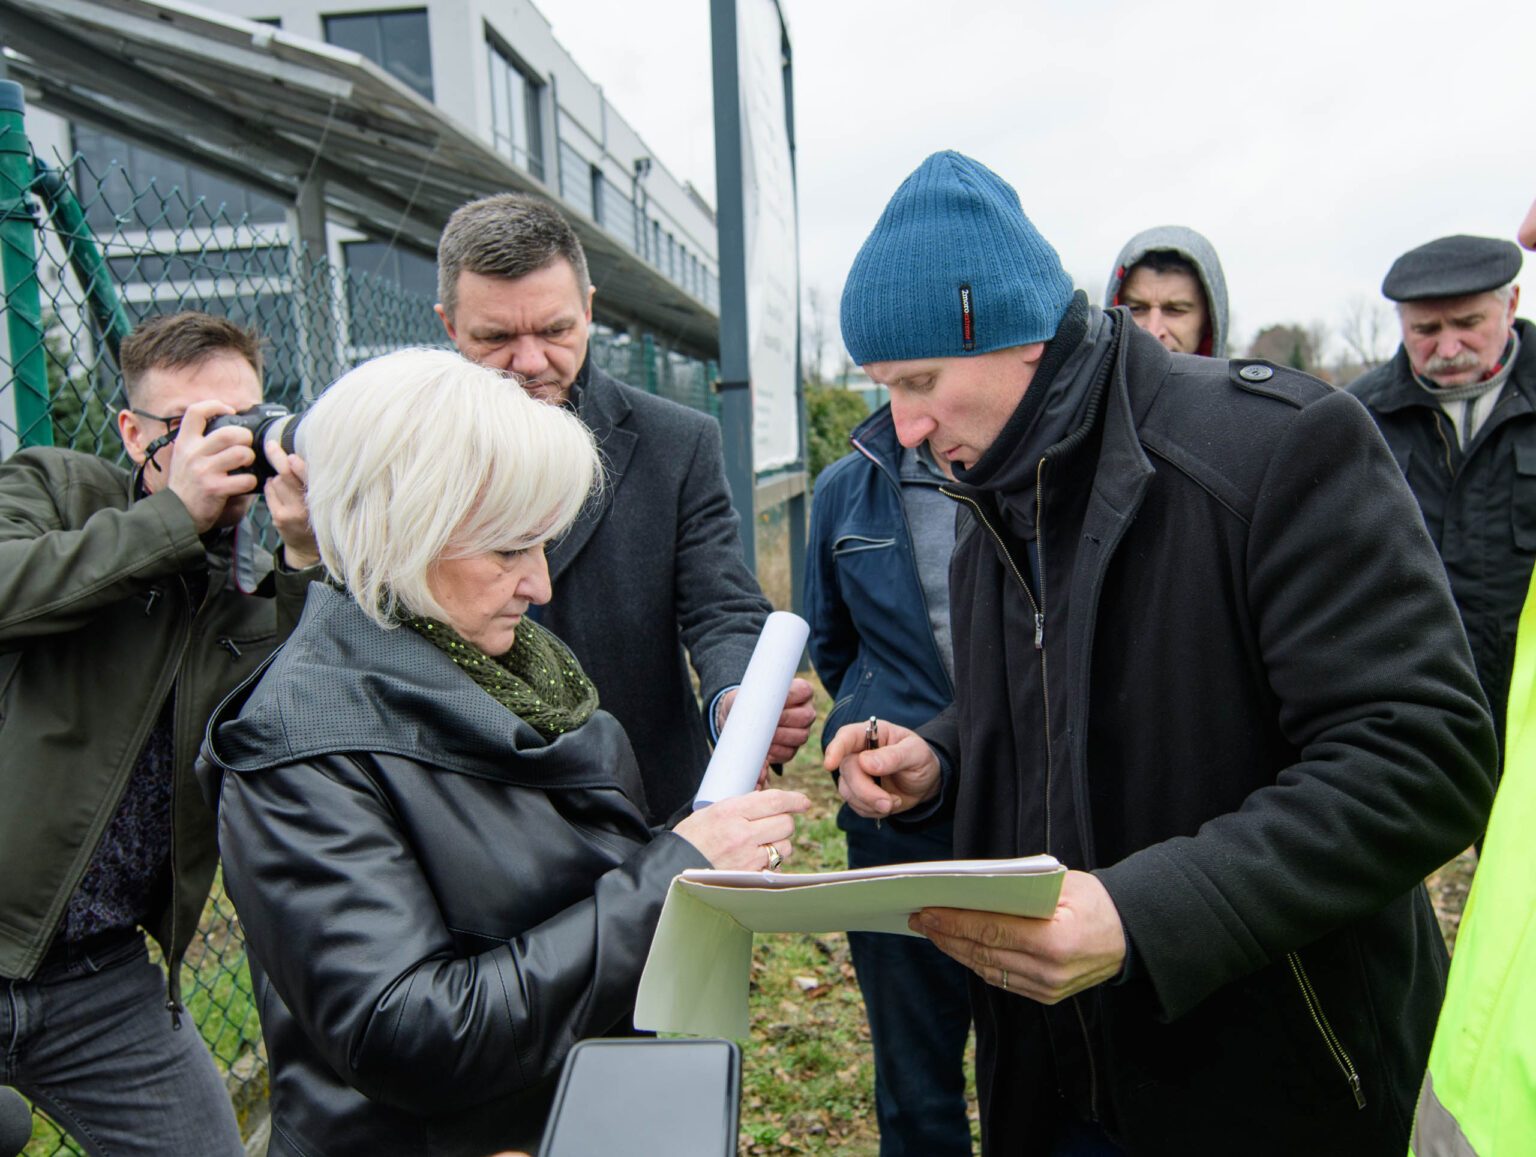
top-left (206, 403), bottom-right (304, 484)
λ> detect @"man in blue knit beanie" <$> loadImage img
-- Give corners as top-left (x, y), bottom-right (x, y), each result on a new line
top-left (825, 151), bottom-right (1496, 1156)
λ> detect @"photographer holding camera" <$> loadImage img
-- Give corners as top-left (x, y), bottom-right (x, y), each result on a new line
top-left (0, 311), bottom-right (319, 1156)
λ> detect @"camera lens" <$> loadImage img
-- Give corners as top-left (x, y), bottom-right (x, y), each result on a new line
top-left (206, 404), bottom-right (300, 484)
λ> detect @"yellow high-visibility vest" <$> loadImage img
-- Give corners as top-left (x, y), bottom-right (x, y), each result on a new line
top-left (1410, 578), bottom-right (1536, 1156)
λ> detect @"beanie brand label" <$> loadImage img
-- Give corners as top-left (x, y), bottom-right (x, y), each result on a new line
top-left (959, 285), bottom-right (975, 351)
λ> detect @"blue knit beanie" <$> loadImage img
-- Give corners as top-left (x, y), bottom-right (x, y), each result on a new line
top-left (840, 151), bottom-right (1074, 364)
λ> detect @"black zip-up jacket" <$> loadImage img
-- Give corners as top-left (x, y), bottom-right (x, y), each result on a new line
top-left (1349, 318), bottom-right (1536, 758)
top-left (921, 315), bottom-right (1496, 1155)
top-left (198, 585), bottom-right (708, 1157)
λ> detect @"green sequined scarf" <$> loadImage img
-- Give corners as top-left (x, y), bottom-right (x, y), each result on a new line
top-left (402, 615), bottom-right (598, 741)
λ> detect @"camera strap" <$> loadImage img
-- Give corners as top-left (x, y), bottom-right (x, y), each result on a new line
top-left (142, 431), bottom-right (175, 472)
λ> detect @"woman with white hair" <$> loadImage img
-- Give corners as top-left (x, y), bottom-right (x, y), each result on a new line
top-left (197, 349), bottom-right (808, 1157)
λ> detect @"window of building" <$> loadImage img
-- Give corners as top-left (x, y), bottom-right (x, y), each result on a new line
top-left (323, 9), bottom-right (433, 101)
top-left (557, 142), bottom-right (592, 218)
top-left (590, 165), bottom-right (604, 225)
top-left (486, 34), bottom-right (544, 182)
top-left (342, 239), bottom-right (438, 298)
top-left (72, 124), bottom-right (286, 238)
top-left (341, 239), bottom-right (445, 349)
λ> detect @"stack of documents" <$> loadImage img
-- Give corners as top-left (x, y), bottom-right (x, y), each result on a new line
top-left (635, 855), bottom-right (1064, 1037)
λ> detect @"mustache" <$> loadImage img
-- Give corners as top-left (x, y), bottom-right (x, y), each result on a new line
top-left (1425, 351), bottom-right (1483, 376)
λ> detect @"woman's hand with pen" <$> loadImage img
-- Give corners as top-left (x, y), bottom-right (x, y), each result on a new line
top-left (823, 716), bottom-right (942, 820)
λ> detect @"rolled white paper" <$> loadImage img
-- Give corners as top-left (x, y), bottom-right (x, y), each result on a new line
top-left (692, 611), bottom-right (810, 810)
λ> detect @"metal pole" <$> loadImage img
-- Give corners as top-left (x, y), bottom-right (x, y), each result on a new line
top-left (778, 2), bottom-right (807, 616)
top-left (287, 175), bottom-right (336, 401)
top-left (709, 0), bottom-right (756, 571)
top-left (0, 79), bottom-right (53, 453)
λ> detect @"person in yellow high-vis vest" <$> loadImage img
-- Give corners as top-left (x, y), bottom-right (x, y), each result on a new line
top-left (1410, 197), bottom-right (1536, 1157)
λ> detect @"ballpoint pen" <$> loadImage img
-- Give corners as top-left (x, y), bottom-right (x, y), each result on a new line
top-left (866, 715), bottom-right (881, 829)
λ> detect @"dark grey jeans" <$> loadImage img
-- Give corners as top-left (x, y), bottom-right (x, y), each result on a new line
top-left (2, 930), bottom-right (245, 1157)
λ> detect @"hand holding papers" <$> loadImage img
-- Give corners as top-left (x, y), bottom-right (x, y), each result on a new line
top-left (694, 612), bottom-right (810, 809)
top-left (635, 855), bottom-right (1065, 1037)
top-left (914, 869), bottom-right (1128, 1005)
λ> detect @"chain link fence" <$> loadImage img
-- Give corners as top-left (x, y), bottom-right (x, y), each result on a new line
top-left (2, 107), bottom-right (720, 1156)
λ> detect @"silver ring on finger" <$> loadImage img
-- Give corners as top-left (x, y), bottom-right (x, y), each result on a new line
top-left (1001, 969), bottom-right (1009, 992)
top-left (764, 843), bottom-right (783, 872)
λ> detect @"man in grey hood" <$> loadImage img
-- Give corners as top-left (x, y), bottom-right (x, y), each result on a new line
top-left (1105, 225), bottom-right (1230, 357)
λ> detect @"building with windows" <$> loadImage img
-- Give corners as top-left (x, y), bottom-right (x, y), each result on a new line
top-left (20, 0), bottom-right (721, 396)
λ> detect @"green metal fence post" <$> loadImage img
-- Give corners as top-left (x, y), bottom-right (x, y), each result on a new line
top-left (0, 80), bottom-right (53, 449)
top-left (33, 165), bottom-right (132, 361)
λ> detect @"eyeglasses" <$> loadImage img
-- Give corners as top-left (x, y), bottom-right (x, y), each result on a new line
top-left (129, 408), bottom-right (185, 432)
top-left (127, 409), bottom-right (184, 472)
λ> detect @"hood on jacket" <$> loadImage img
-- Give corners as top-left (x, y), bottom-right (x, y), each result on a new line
top-left (1104, 225), bottom-right (1230, 358)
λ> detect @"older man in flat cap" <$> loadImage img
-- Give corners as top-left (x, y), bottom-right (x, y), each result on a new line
top-left (1351, 234), bottom-right (1532, 762)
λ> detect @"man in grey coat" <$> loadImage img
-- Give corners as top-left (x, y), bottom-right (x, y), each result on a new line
top-left (1105, 225), bottom-right (1230, 357)
top-left (436, 194), bottom-right (813, 822)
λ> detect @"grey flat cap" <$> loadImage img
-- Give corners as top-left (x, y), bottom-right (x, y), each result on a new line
top-left (1383, 234), bottom-right (1523, 302)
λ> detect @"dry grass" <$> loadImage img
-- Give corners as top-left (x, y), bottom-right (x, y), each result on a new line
top-left (735, 729), bottom-right (890, 1156)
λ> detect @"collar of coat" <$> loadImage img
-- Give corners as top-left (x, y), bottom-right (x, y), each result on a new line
top-left (1356, 317), bottom-right (1536, 416)
top-left (203, 584), bottom-right (642, 795)
top-left (543, 358), bottom-right (636, 582)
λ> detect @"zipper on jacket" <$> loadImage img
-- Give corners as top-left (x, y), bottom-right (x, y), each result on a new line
top-left (1286, 952), bottom-right (1366, 1109)
top-left (1032, 456), bottom-right (1054, 856)
top-left (144, 587), bottom-right (161, 616)
top-left (945, 476), bottom-right (1055, 856)
top-left (1430, 411), bottom-right (1456, 477)
top-left (1035, 458), bottom-right (1096, 1118)
top-left (950, 466), bottom-right (1106, 1121)
top-left (217, 637), bottom-right (242, 659)
top-left (1072, 995), bottom-right (1100, 1123)
top-left (163, 576), bottom-right (197, 1031)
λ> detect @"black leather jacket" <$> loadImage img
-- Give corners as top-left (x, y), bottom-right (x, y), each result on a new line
top-left (197, 585), bottom-right (707, 1157)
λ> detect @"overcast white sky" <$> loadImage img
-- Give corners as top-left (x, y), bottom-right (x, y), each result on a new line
top-left (535, 0), bottom-right (1535, 363)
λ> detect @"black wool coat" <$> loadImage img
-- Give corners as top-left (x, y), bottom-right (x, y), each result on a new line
top-left (1349, 318), bottom-right (1536, 759)
top-left (923, 316), bottom-right (1496, 1156)
top-left (537, 363), bottom-right (773, 822)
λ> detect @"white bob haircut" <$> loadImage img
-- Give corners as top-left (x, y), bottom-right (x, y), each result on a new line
top-left (298, 347), bottom-right (600, 628)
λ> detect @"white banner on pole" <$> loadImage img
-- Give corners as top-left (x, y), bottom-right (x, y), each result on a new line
top-left (735, 0), bottom-right (799, 473)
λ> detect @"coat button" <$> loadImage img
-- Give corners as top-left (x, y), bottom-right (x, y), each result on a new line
top-left (1239, 364), bottom-right (1274, 381)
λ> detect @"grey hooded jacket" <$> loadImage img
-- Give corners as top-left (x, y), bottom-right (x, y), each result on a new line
top-left (1105, 225), bottom-right (1231, 357)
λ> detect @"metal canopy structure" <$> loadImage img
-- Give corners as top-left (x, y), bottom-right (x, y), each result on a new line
top-left (0, 0), bottom-right (720, 358)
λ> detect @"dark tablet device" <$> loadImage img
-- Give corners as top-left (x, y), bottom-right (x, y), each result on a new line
top-left (538, 1038), bottom-right (741, 1157)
